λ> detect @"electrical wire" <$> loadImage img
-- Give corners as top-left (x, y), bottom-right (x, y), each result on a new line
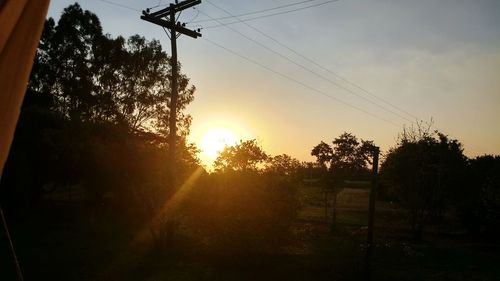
top-left (91, 0), bottom-right (409, 127)
top-left (202, 37), bottom-right (401, 128)
top-left (190, 0), bottom-right (326, 23)
top-left (205, 0), bottom-right (419, 121)
top-left (198, 5), bottom-right (413, 124)
top-left (96, 0), bottom-right (140, 12)
top-left (162, 26), bottom-right (171, 40)
top-left (148, 0), bottom-right (165, 10)
top-left (186, 8), bottom-right (200, 24)
top-left (200, 0), bottom-right (339, 29)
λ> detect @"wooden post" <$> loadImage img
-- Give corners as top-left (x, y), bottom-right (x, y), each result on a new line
top-left (365, 147), bottom-right (379, 280)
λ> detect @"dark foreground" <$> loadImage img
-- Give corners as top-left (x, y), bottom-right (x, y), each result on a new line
top-left (2, 186), bottom-right (499, 281)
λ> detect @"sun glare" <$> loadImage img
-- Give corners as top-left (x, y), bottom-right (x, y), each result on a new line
top-left (200, 128), bottom-right (238, 161)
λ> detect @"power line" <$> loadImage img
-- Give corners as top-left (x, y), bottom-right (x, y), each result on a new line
top-left (202, 37), bottom-right (401, 128)
top-left (208, 1), bottom-right (419, 121)
top-left (197, 0), bottom-right (339, 29)
top-left (190, 0), bottom-right (326, 23)
top-left (198, 4), bottom-right (414, 124)
top-left (92, 0), bottom-right (410, 127)
top-left (95, 0), bottom-right (140, 12)
top-left (148, 0), bottom-right (166, 10)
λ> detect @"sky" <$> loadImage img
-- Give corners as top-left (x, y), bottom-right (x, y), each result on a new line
top-left (47, 0), bottom-right (500, 167)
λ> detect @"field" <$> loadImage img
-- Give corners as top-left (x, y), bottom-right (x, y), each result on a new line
top-left (2, 185), bottom-right (499, 281)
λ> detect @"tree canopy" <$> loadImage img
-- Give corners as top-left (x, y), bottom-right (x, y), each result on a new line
top-left (1, 3), bottom-right (199, 214)
top-left (29, 3), bottom-right (195, 137)
top-left (213, 139), bottom-right (268, 172)
top-left (381, 128), bottom-right (468, 239)
top-left (311, 132), bottom-right (376, 180)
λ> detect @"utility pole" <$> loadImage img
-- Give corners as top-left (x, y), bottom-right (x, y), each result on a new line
top-left (141, 0), bottom-right (202, 179)
top-left (365, 146), bottom-right (380, 280)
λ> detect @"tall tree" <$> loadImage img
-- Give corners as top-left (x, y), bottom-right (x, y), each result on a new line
top-left (29, 3), bottom-right (195, 137)
top-left (2, 3), bottom-right (200, 215)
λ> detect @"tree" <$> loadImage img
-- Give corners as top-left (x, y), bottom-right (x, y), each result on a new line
top-left (266, 154), bottom-right (302, 180)
top-left (381, 127), bottom-right (467, 240)
top-left (331, 132), bottom-right (375, 180)
top-left (458, 155), bottom-right (500, 235)
top-left (1, 4), bottom-right (200, 221)
top-left (311, 133), bottom-right (375, 180)
top-left (311, 133), bottom-right (376, 229)
top-left (311, 141), bottom-right (333, 170)
top-left (214, 139), bottom-right (268, 172)
top-left (29, 3), bottom-right (195, 137)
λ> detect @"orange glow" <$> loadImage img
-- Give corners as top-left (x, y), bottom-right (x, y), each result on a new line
top-left (200, 128), bottom-right (238, 162)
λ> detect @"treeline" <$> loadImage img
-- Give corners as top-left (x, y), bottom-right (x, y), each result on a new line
top-left (0, 3), bottom-right (198, 218)
top-left (381, 126), bottom-right (500, 239)
top-left (310, 127), bottom-right (500, 239)
top-left (0, 4), bottom-right (305, 267)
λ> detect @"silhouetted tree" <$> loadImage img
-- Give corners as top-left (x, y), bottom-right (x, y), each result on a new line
top-left (330, 132), bottom-right (375, 180)
top-left (311, 133), bottom-right (376, 229)
top-left (213, 139), bottom-right (268, 172)
top-left (311, 141), bottom-right (333, 170)
top-left (1, 3), bottom-right (200, 223)
top-left (457, 155), bottom-right (500, 236)
top-left (29, 3), bottom-right (195, 136)
top-left (311, 133), bottom-right (375, 180)
top-left (265, 154), bottom-right (302, 180)
top-left (381, 126), bottom-right (467, 240)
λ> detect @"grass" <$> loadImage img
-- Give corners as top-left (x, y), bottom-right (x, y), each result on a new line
top-left (2, 186), bottom-right (499, 280)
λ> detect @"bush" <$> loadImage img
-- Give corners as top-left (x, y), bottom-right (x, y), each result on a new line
top-left (176, 172), bottom-right (299, 263)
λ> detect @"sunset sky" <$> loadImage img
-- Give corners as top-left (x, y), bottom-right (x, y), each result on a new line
top-left (47, 0), bottom-right (500, 167)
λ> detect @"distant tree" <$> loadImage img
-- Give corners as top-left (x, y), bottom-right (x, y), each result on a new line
top-left (311, 133), bottom-right (375, 180)
top-left (266, 154), bottom-right (302, 180)
top-left (330, 132), bottom-right (375, 180)
top-left (311, 141), bottom-right (333, 170)
top-left (381, 126), bottom-right (467, 240)
top-left (311, 133), bottom-right (376, 229)
top-left (214, 139), bottom-right (268, 172)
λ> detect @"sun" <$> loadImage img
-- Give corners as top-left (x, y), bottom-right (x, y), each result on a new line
top-left (200, 128), bottom-right (239, 161)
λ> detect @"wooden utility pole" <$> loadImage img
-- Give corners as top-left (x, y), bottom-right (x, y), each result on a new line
top-left (365, 147), bottom-right (380, 280)
top-left (141, 0), bottom-right (202, 176)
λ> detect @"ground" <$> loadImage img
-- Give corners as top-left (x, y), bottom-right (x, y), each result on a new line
top-left (1, 185), bottom-right (499, 280)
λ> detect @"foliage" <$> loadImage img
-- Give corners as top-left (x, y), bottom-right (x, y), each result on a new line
top-left (265, 154), bottom-right (302, 180)
top-left (311, 132), bottom-right (375, 181)
top-left (177, 172), bottom-right (299, 262)
top-left (29, 3), bottom-right (194, 136)
top-left (458, 155), bottom-right (500, 235)
top-left (331, 133), bottom-right (376, 180)
top-left (213, 139), bottom-right (268, 172)
top-left (311, 141), bottom-right (333, 169)
top-left (381, 127), bottom-right (467, 240)
top-left (0, 3), bottom-right (199, 219)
